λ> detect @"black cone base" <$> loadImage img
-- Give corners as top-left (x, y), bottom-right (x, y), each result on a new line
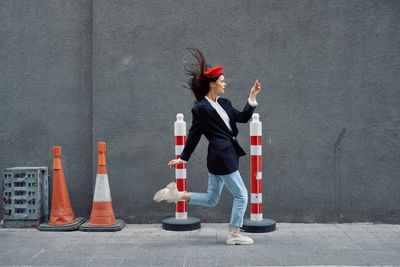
top-left (242, 218), bottom-right (276, 233)
top-left (162, 217), bottom-right (201, 231)
top-left (37, 217), bottom-right (86, 231)
top-left (79, 219), bottom-right (125, 232)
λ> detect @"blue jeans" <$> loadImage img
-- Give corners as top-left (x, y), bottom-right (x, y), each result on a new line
top-left (188, 170), bottom-right (248, 228)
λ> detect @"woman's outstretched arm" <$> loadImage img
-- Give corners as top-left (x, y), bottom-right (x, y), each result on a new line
top-left (232, 80), bottom-right (261, 123)
top-left (249, 80), bottom-right (261, 103)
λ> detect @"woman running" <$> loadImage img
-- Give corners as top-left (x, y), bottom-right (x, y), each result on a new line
top-left (154, 48), bottom-right (261, 245)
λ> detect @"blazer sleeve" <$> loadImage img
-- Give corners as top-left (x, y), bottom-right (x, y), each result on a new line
top-left (232, 101), bottom-right (256, 123)
top-left (179, 106), bottom-right (203, 162)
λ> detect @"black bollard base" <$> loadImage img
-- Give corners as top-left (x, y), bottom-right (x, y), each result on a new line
top-left (162, 217), bottom-right (201, 231)
top-left (79, 219), bottom-right (125, 232)
top-left (242, 218), bottom-right (276, 233)
top-left (38, 217), bottom-right (86, 231)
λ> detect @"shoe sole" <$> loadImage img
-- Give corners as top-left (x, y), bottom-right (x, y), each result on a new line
top-left (226, 242), bottom-right (254, 245)
top-left (226, 240), bottom-right (254, 245)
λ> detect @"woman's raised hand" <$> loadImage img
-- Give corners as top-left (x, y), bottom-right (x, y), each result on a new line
top-left (249, 80), bottom-right (261, 101)
top-left (168, 159), bottom-right (180, 168)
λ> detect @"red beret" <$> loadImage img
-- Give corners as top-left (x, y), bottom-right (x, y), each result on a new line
top-left (204, 66), bottom-right (223, 77)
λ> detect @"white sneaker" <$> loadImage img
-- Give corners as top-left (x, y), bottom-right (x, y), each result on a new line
top-left (226, 225), bottom-right (254, 245)
top-left (153, 182), bottom-right (184, 203)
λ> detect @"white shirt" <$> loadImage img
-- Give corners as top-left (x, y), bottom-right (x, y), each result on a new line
top-left (205, 95), bottom-right (233, 132)
top-left (178, 97), bottom-right (258, 163)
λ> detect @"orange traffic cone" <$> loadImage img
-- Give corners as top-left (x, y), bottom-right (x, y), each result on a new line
top-left (38, 146), bottom-right (86, 231)
top-left (49, 146), bottom-right (76, 225)
top-left (79, 142), bottom-right (125, 231)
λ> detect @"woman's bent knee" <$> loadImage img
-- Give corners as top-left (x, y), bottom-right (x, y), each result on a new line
top-left (207, 194), bottom-right (220, 207)
top-left (235, 189), bottom-right (248, 203)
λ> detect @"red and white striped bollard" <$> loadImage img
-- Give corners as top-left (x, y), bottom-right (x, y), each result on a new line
top-left (174, 113), bottom-right (187, 219)
top-left (242, 113), bottom-right (276, 233)
top-left (250, 113), bottom-right (263, 221)
top-left (161, 113), bottom-right (201, 231)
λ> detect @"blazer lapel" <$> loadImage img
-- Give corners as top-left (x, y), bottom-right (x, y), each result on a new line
top-left (217, 98), bottom-right (234, 125)
top-left (218, 98), bottom-right (237, 135)
top-left (202, 98), bottom-right (233, 135)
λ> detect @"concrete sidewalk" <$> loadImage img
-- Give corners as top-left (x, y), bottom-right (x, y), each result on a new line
top-left (0, 223), bottom-right (400, 266)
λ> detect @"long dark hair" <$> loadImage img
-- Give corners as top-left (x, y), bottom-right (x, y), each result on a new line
top-left (184, 48), bottom-right (220, 104)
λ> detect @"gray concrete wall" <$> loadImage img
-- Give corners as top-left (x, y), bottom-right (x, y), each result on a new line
top-left (1, 0), bottom-right (399, 223)
top-left (0, 1), bottom-right (93, 219)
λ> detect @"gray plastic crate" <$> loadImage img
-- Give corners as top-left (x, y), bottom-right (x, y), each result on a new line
top-left (2, 167), bottom-right (49, 227)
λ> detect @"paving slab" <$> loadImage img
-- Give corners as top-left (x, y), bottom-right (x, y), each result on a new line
top-left (0, 223), bottom-right (400, 266)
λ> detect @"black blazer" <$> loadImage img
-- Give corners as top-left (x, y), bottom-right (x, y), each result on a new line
top-left (179, 97), bottom-right (256, 175)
